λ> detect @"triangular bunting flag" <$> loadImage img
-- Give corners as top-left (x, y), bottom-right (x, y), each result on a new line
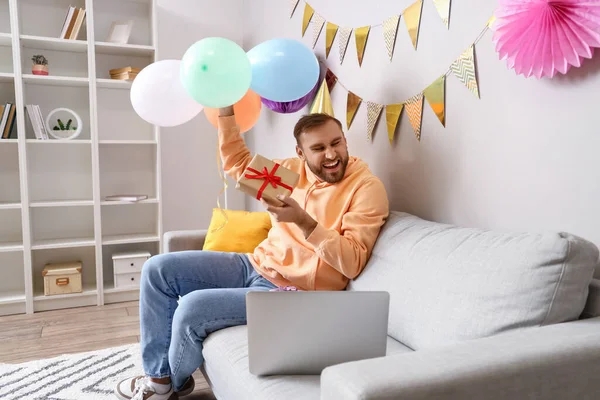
top-left (386, 103), bottom-right (404, 145)
top-left (404, 0), bottom-right (423, 50)
top-left (290, 0), bottom-right (300, 18)
top-left (433, 0), bottom-right (451, 29)
top-left (366, 102), bottom-right (383, 142)
top-left (325, 22), bottom-right (339, 59)
top-left (312, 13), bottom-right (325, 48)
top-left (355, 26), bottom-right (371, 67)
top-left (383, 15), bottom-right (400, 61)
top-left (325, 68), bottom-right (338, 92)
top-left (302, 3), bottom-right (314, 37)
top-left (346, 91), bottom-right (362, 130)
top-left (423, 75), bottom-right (446, 127)
top-left (451, 45), bottom-right (480, 98)
top-left (405, 93), bottom-right (424, 141)
top-left (338, 27), bottom-right (353, 65)
top-left (310, 79), bottom-right (334, 117)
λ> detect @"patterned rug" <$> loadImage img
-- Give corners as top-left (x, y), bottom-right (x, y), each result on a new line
top-left (0, 343), bottom-right (143, 400)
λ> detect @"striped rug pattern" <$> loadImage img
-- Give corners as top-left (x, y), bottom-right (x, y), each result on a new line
top-left (0, 344), bottom-right (143, 400)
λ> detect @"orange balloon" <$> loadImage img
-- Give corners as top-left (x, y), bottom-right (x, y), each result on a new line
top-left (204, 89), bottom-right (262, 133)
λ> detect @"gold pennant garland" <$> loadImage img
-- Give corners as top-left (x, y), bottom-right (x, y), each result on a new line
top-left (299, 20), bottom-right (490, 146)
top-left (302, 3), bottom-right (314, 37)
top-left (292, 0), bottom-right (430, 64)
top-left (423, 75), bottom-right (445, 127)
top-left (404, 1), bottom-right (423, 50)
top-left (405, 93), bottom-right (424, 141)
top-left (290, 0), bottom-right (300, 19)
top-left (288, 5), bottom-right (490, 145)
top-left (338, 26), bottom-right (353, 65)
top-left (355, 26), bottom-right (371, 67)
top-left (383, 15), bottom-right (400, 61)
top-left (312, 13), bottom-right (326, 48)
top-left (325, 68), bottom-right (338, 92)
top-left (366, 102), bottom-right (384, 142)
top-left (346, 92), bottom-right (362, 130)
top-left (433, 0), bottom-right (451, 28)
top-left (451, 45), bottom-right (480, 98)
top-left (386, 103), bottom-right (404, 145)
top-left (325, 22), bottom-right (338, 59)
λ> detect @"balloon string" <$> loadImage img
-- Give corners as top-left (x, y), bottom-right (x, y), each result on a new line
top-left (212, 136), bottom-right (229, 232)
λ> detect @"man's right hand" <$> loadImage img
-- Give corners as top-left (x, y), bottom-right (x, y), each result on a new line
top-left (219, 106), bottom-right (234, 117)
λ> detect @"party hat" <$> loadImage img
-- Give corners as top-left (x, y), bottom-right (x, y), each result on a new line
top-left (309, 79), bottom-right (334, 117)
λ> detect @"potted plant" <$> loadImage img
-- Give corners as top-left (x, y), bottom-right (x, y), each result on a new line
top-left (45, 108), bottom-right (82, 140)
top-left (32, 55), bottom-right (48, 75)
top-left (53, 118), bottom-right (77, 132)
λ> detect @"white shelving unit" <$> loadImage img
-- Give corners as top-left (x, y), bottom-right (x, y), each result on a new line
top-left (0, 0), bottom-right (162, 316)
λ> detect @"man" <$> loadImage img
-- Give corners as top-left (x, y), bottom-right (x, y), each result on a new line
top-left (115, 106), bottom-right (389, 400)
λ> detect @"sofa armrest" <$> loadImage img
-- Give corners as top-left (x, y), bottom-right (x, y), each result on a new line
top-left (163, 230), bottom-right (208, 253)
top-left (321, 317), bottom-right (600, 400)
top-left (582, 279), bottom-right (600, 318)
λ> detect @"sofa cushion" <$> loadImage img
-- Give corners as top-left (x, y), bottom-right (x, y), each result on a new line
top-left (582, 279), bottom-right (600, 319)
top-left (202, 326), bottom-right (413, 399)
top-left (348, 212), bottom-right (599, 350)
top-left (203, 209), bottom-right (271, 253)
top-left (203, 325), bottom-right (320, 400)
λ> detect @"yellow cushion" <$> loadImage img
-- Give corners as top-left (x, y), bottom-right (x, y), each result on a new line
top-left (203, 209), bottom-right (271, 253)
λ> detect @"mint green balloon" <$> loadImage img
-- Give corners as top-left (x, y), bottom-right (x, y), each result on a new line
top-left (180, 37), bottom-right (252, 108)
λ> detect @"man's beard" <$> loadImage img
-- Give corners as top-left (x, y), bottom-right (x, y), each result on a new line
top-left (306, 156), bottom-right (349, 184)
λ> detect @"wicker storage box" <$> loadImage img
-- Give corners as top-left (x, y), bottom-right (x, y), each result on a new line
top-left (42, 262), bottom-right (83, 296)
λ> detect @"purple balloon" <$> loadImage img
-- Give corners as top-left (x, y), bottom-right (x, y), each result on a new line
top-left (261, 81), bottom-right (319, 114)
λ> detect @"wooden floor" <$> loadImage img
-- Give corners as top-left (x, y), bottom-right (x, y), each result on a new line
top-left (0, 301), bottom-right (215, 399)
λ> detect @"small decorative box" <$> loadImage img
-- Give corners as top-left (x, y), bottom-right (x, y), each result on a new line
top-left (42, 261), bottom-right (83, 296)
top-left (112, 251), bottom-right (151, 289)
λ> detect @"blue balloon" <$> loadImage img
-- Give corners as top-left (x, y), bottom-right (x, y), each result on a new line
top-left (247, 38), bottom-right (320, 102)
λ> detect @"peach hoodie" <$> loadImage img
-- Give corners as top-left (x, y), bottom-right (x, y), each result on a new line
top-left (218, 115), bottom-right (389, 291)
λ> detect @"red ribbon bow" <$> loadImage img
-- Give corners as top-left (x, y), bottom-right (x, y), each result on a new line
top-left (244, 163), bottom-right (293, 201)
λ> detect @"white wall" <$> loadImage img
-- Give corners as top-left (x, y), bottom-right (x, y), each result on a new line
top-left (156, 0), bottom-right (600, 249)
top-left (241, 0), bottom-right (600, 248)
top-left (156, 0), bottom-right (246, 233)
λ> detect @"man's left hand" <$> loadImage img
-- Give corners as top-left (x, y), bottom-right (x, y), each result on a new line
top-left (261, 195), bottom-right (318, 238)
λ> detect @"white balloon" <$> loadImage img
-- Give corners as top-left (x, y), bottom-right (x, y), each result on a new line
top-left (130, 59), bottom-right (203, 127)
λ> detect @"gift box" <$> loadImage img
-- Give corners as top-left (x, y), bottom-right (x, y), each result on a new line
top-left (236, 154), bottom-right (299, 206)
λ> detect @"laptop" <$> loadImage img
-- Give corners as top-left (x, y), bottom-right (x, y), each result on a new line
top-left (246, 290), bottom-right (390, 376)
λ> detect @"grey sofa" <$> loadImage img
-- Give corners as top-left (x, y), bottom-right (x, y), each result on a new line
top-left (164, 211), bottom-right (600, 400)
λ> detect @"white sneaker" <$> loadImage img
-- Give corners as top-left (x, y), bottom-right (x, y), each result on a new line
top-left (114, 375), bottom-right (177, 400)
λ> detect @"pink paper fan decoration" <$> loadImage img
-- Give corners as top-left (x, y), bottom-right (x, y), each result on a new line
top-left (491, 0), bottom-right (600, 79)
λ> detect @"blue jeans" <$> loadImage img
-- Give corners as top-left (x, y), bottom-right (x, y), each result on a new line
top-left (139, 250), bottom-right (276, 391)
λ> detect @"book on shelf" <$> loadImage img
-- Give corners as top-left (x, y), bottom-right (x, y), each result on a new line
top-left (0, 103), bottom-right (16, 139)
top-left (26, 105), bottom-right (48, 140)
top-left (59, 6), bottom-right (87, 40)
top-left (104, 195), bottom-right (149, 202)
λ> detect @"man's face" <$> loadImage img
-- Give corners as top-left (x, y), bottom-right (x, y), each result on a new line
top-left (296, 120), bottom-right (349, 184)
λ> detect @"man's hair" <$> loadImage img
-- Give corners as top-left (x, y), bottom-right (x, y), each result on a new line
top-left (293, 113), bottom-right (343, 145)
